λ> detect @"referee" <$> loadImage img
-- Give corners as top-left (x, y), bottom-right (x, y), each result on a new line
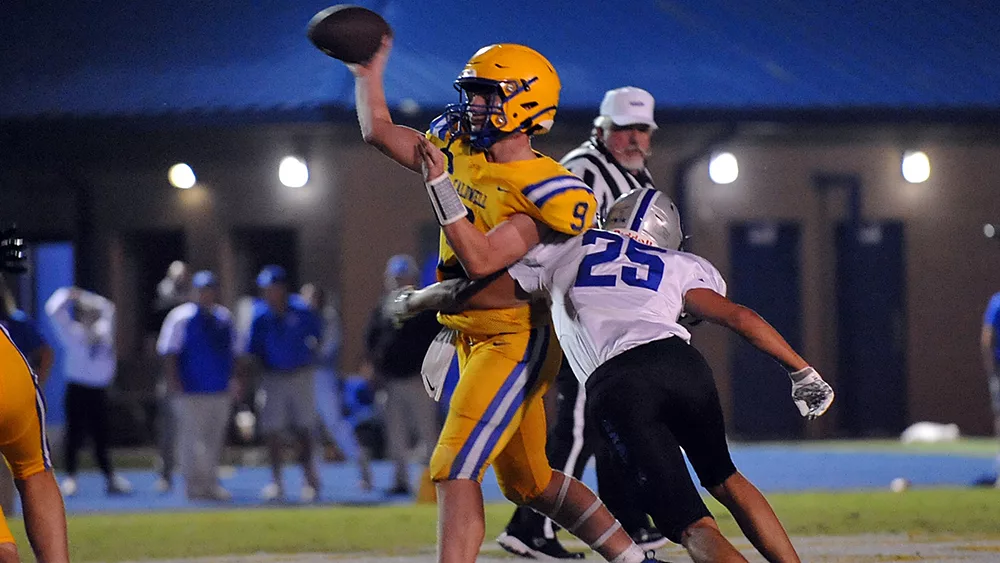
top-left (498, 87), bottom-right (667, 559)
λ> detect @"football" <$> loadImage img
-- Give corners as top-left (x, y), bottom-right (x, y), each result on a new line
top-left (307, 5), bottom-right (392, 64)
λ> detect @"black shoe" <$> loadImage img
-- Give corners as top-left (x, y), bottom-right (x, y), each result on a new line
top-left (497, 530), bottom-right (585, 560)
top-left (630, 527), bottom-right (669, 551)
top-left (385, 484), bottom-right (411, 496)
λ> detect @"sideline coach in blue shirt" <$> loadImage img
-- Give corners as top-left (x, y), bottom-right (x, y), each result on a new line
top-left (982, 290), bottom-right (1000, 482)
top-left (242, 265), bottom-right (323, 502)
top-left (157, 270), bottom-right (235, 501)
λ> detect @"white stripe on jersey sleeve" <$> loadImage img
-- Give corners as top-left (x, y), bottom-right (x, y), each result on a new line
top-left (521, 175), bottom-right (592, 207)
top-left (428, 114), bottom-right (450, 140)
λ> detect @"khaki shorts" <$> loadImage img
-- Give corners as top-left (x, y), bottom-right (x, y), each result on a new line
top-left (259, 368), bottom-right (317, 436)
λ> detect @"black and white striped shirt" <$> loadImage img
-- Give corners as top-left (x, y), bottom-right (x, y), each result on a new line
top-left (559, 139), bottom-right (655, 223)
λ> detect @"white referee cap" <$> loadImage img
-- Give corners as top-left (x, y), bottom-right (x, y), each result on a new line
top-left (594, 87), bottom-right (658, 130)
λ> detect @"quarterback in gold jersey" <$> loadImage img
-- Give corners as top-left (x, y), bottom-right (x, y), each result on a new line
top-left (348, 38), bottom-right (660, 563)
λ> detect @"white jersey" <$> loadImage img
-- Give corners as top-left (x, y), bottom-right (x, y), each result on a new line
top-left (508, 229), bottom-right (726, 383)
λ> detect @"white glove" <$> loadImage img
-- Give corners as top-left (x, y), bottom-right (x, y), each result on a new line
top-left (383, 286), bottom-right (417, 328)
top-left (421, 327), bottom-right (458, 401)
top-left (789, 367), bottom-right (834, 420)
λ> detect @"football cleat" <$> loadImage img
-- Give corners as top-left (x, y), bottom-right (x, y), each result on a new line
top-left (497, 530), bottom-right (585, 560)
top-left (630, 527), bottom-right (669, 552)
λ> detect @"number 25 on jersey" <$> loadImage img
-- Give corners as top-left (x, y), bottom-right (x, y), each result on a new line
top-left (575, 230), bottom-right (666, 291)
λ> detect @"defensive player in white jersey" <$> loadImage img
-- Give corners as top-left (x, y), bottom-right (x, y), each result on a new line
top-left (394, 182), bottom-right (834, 562)
top-left (498, 87), bottom-right (666, 559)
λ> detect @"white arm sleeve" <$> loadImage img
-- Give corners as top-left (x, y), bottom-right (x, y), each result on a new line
top-left (157, 303), bottom-right (194, 356)
top-left (682, 255), bottom-right (727, 297)
top-left (44, 287), bottom-right (74, 341)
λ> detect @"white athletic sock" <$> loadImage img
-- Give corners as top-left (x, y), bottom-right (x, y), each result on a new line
top-left (609, 543), bottom-right (646, 563)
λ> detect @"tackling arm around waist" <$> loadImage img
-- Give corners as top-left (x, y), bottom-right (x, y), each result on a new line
top-left (407, 272), bottom-right (527, 316)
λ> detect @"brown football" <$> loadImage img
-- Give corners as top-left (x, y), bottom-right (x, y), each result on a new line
top-left (307, 5), bottom-right (392, 64)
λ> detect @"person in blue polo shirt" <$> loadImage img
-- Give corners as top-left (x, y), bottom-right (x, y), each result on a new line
top-left (982, 290), bottom-right (1000, 485)
top-left (157, 270), bottom-right (235, 501)
top-left (242, 265), bottom-right (323, 502)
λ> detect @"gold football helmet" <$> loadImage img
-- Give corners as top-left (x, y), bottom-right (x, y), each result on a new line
top-left (444, 44), bottom-right (561, 149)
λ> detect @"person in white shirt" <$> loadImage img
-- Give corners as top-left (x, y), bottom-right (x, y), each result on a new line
top-left (45, 287), bottom-right (132, 497)
top-left (392, 181), bottom-right (834, 563)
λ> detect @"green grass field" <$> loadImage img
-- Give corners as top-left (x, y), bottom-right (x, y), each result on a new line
top-left (9, 488), bottom-right (1000, 562)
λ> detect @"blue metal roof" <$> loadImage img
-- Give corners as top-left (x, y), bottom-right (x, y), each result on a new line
top-left (3, 0), bottom-right (999, 119)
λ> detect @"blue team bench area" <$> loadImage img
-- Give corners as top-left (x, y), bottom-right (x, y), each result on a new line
top-left (53, 440), bottom-right (998, 514)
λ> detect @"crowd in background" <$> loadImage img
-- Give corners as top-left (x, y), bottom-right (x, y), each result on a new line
top-left (0, 253), bottom-right (445, 505)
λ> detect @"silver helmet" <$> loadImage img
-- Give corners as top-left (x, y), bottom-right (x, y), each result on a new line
top-left (602, 188), bottom-right (683, 250)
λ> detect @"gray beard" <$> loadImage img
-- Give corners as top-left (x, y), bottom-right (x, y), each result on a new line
top-left (619, 156), bottom-right (646, 174)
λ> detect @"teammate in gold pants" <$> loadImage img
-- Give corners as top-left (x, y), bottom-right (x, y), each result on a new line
top-left (0, 325), bottom-right (69, 562)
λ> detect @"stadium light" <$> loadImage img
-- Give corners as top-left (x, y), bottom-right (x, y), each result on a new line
top-left (168, 163), bottom-right (196, 189)
top-left (279, 156), bottom-right (309, 188)
top-left (901, 151), bottom-right (930, 183)
top-left (709, 152), bottom-right (739, 184)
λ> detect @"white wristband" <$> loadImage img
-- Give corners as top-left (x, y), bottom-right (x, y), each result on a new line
top-left (789, 366), bottom-right (815, 383)
top-left (425, 172), bottom-right (467, 226)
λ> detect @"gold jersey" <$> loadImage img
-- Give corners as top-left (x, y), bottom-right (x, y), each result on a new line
top-left (427, 117), bottom-right (596, 336)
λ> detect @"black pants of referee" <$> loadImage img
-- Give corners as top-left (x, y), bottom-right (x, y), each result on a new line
top-left (587, 337), bottom-right (738, 544)
top-left (64, 382), bottom-right (114, 478)
top-left (505, 358), bottom-right (652, 539)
